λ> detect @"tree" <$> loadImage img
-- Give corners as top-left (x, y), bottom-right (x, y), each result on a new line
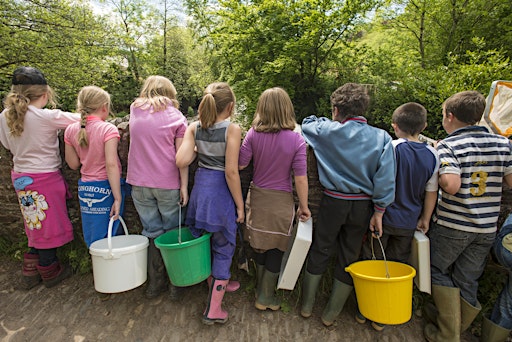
top-left (185, 0), bottom-right (380, 123)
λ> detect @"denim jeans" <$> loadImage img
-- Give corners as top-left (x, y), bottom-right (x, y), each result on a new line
top-left (490, 213), bottom-right (512, 329)
top-left (429, 222), bottom-right (495, 306)
top-left (131, 186), bottom-right (181, 239)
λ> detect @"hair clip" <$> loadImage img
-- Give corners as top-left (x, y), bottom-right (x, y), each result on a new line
top-left (81, 125), bottom-right (86, 128)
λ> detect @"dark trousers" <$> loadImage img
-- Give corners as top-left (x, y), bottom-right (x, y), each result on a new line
top-left (253, 249), bottom-right (284, 273)
top-left (362, 224), bottom-right (415, 263)
top-left (29, 247), bottom-right (57, 266)
top-left (306, 194), bottom-right (372, 285)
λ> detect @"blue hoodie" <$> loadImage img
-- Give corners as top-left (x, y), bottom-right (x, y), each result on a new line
top-left (302, 115), bottom-right (396, 213)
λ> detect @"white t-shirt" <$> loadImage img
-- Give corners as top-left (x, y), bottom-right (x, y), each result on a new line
top-left (0, 105), bottom-right (80, 173)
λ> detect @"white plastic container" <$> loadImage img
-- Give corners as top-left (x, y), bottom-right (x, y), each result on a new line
top-left (89, 217), bottom-right (149, 293)
top-left (278, 218), bottom-right (312, 290)
top-left (409, 230), bottom-right (431, 294)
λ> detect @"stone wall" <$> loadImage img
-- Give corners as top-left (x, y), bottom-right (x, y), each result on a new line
top-left (0, 116), bottom-right (324, 245)
top-left (1, 116), bottom-right (510, 246)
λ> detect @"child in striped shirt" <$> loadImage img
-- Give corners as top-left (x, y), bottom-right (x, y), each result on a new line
top-left (425, 90), bottom-right (512, 342)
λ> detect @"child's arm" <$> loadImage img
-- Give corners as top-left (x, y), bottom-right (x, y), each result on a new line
top-left (176, 123), bottom-right (198, 168)
top-left (417, 190), bottom-right (437, 233)
top-left (294, 175), bottom-right (311, 222)
top-left (439, 173), bottom-right (461, 195)
top-left (175, 137), bottom-right (189, 206)
top-left (225, 123), bottom-right (245, 223)
top-left (64, 143), bottom-right (81, 170)
top-left (105, 138), bottom-right (121, 221)
top-left (505, 173), bottom-right (512, 188)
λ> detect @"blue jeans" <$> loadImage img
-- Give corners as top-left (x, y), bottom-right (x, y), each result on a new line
top-left (429, 222), bottom-right (495, 306)
top-left (490, 214), bottom-right (512, 329)
top-left (131, 186), bottom-right (182, 239)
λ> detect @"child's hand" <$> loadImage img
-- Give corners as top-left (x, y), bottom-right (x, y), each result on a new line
top-left (416, 216), bottom-right (430, 234)
top-left (110, 199), bottom-right (121, 221)
top-left (180, 188), bottom-right (189, 207)
top-left (369, 211), bottom-right (383, 238)
top-left (297, 206), bottom-right (311, 222)
top-left (236, 207), bottom-right (245, 223)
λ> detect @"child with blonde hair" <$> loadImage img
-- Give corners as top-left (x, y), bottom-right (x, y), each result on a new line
top-left (176, 82), bottom-right (244, 325)
top-left (0, 66), bottom-right (79, 289)
top-left (64, 86), bottom-right (125, 249)
top-left (239, 87), bottom-right (311, 311)
top-left (127, 75), bottom-right (189, 299)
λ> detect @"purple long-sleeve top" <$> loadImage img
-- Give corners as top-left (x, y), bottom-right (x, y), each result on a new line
top-left (239, 127), bottom-right (307, 192)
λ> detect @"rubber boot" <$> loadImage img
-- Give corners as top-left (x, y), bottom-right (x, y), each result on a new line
top-left (21, 253), bottom-right (41, 290)
top-left (423, 302), bottom-right (439, 325)
top-left (36, 261), bottom-right (72, 288)
top-left (203, 278), bottom-right (229, 325)
top-left (321, 279), bottom-right (353, 326)
top-left (145, 238), bottom-right (169, 299)
top-left (460, 297), bottom-right (481, 333)
top-left (255, 269), bottom-right (281, 311)
top-left (207, 275), bottom-right (240, 293)
top-left (424, 285), bottom-right (461, 342)
top-left (255, 263), bottom-right (265, 298)
top-left (301, 270), bottom-right (322, 318)
top-left (480, 316), bottom-right (511, 342)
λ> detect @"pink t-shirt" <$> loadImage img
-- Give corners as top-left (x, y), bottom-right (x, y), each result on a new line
top-left (127, 103), bottom-right (187, 189)
top-left (239, 128), bottom-right (307, 192)
top-left (0, 105), bottom-right (80, 173)
top-left (64, 116), bottom-right (121, 181)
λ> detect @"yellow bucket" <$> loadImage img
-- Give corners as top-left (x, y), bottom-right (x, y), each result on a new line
top-left (345, 260), bottom-right (416, 324)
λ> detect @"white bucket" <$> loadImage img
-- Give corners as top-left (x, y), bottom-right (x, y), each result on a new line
top-left (89, 216), bottom-right (149, 293)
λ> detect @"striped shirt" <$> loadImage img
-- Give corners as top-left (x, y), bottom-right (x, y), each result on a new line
top-left (435, 126), bottom-right (512, 233)
top-left (195, 120), bottom-right (230, 171)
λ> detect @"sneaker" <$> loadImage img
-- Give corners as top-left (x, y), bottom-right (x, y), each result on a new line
top-left (371, 321), bottom-right (386, 331)
top-left (355, 310), bottom-right (367, 324)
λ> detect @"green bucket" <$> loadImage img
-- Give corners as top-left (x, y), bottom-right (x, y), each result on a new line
top-left (154, 227), bottom-right (211, 286)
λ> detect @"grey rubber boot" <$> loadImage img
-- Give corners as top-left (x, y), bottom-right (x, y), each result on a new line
top-left (300, 270), bottom-right (322, 318)
top-left (460, 297), bottom-right (481, 333)
top-left (255, 269), bottom-right (281, 311)
top-left (321, 278), bottom-right (353, 326)
top-left (424, 285), bottom-right (461, 342)
top-left (480, 316), bottom-right (511, 342)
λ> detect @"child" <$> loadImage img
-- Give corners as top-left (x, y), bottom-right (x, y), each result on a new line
top-left (300, 82), bottom-right (396, 326)
top-left (357, 102), bottom-right (439, 331)
top-left (481, 212), bottom-right (512, 342)
top-left (239, 87), bottom-right (311, 311)
top-left (424, 91), bottom-right (512, 342)
top-left (64, 86), bottom-right (125, 248)
top-left (0, 66), bottom-right (79, 289)
top-left (127, 75), bottom-right (189, 299)
top-left (176, 82), bottom-right (244, 325)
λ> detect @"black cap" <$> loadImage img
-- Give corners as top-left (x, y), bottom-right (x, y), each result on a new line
top-left (12, 66), bottom-right (48, 85)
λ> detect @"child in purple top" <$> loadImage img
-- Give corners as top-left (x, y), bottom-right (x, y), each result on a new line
top-left (239, 87), bottom-right (311, 311)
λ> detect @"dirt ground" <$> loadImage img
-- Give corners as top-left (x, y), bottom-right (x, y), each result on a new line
top-left (0, 255), bottom-right (482, 342)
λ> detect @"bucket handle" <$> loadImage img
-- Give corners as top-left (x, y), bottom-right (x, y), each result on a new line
top-left (370, 234), bottom-right (390, 279)
top-left (107, 216), bottom-right (129, 257)
top-left (178, 203), bottom-right (182, 244)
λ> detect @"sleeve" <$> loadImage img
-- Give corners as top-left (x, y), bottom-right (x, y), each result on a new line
top-left (301, 115), bottom-right (321, 148)
top-left (425, 145), bottom-right (440, 192)
top-left (104, 122), bottom-right (120, 142)
top-left (436, 140), bottom-right (460, 175)
top-left (175, 114), bottom-right (188, 139)
top-left (372, 133), bottom-right (396, 212)
top-left (0, 115), bottom-right (10, 150)
top-left (238, 128), bottom-right (254, 167)
top-left (45, 109), bottom-right (81, 129)
top-left (291, 133), bottom-right (307, 176)
top-left (63, 124), bottom-right (75, 145)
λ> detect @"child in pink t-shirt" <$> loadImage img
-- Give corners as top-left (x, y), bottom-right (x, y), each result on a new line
top-left (64, 86), bottom-right (124, 249)
top-left (127, 75), bottom-right (188, 300)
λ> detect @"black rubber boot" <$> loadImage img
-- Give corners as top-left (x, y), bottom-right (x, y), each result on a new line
top-left (145, 238), bottom-right (169, 299)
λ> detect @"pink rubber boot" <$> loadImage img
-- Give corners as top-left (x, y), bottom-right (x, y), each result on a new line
top-left (207, 275), bottom-right (240, 292)
top-left (203, 278), bottom-right (229, 325)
